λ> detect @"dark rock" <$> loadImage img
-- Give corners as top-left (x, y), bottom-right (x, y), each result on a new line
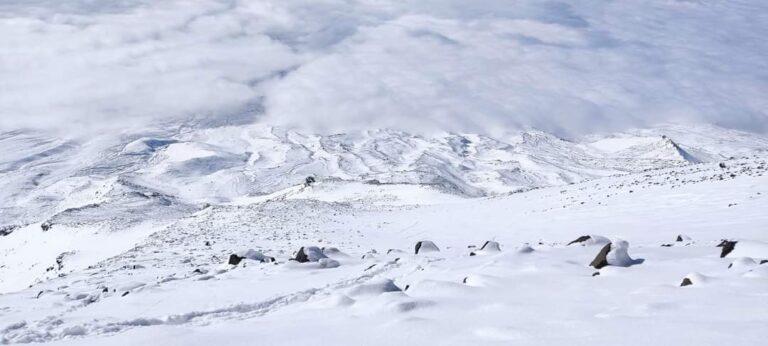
top-left (676, 235), bottom-right (684, 242)
top-left (592, 272), bottom-right (600, 277)
top-left (719, 162), bottom-right (727, 169)
top-left (304, 176), bottom-right (316, 187)
top-left (228, 254), bottom-right (244, 265)
top-left (102, 287), bottom-right (109, 293)
top-left (589, 243), bottom-right (612, 269)
top-left (718, 241), bottom-right (737, 258)
top-left (41, 222), bottom-right (52, 232)
top-left (760, 259), bottom-right (768, 265)
top-left (661, 244), bottom-right (673, 247)
top-left (294, 247), bottom-right (309, 263)
top-left (36, 290), bottom-right (44, 299)
top-left (204, 241), bottom-right (211, 246)
top-left (480, 241), bottom-right (501, 252)
top-left (415, 240), bottom-right (440, 254)
top-left (568, 235), bottom-right (591, 246)
top-left (680, 278), bottom-right (693, 287)
top-left (121, 291), bottom-right (130, 297)
top-left (0, 225), bottom-right (19, 237)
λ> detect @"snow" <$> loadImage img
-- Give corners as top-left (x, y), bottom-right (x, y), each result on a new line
top-left (1, 0), bottom-right (768, 344)
top-left (1, 156), bottom-right (767, 345)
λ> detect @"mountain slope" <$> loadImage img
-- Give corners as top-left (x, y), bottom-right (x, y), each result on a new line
top-left (0, 155), bottom-right (766, 345)
top-left (2, 124), bottom-right (766, 230)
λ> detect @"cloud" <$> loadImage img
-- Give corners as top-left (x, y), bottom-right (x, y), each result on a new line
top-left (1, 0), bottom-right (767, 137)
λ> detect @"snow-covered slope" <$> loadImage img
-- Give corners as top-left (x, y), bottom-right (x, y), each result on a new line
top-left (2, 124), bottom-right (766, 230)
top-left (1, 155), bottom-right (766, 345)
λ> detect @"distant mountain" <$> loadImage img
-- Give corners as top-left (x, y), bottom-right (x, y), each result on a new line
top-left (1, 124), bottom-right (767, 228)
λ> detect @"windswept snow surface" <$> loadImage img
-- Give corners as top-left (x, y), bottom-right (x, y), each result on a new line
top-left (1, 154), bottom-right (767, 345)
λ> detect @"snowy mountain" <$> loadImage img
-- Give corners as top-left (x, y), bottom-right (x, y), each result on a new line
top-left (2, 0), bottom-right (768, 344)
top-left (2, 124), bottom-right (766, 231)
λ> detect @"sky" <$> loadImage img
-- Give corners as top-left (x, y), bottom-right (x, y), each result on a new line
top-left (1, 0), bottom-right (767, 137)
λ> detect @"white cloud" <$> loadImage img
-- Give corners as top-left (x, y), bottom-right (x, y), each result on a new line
top-left (1, 0), bottom-right (767, 137)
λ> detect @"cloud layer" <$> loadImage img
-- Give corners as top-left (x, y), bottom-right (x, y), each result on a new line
top-left (1, 0), bottom-right (767, 137)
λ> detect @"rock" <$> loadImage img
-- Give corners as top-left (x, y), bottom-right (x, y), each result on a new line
top-left (304, 176), bottom-right (316, 187)
top-left (761, 260), bottom-right (768, 265)
top-left (415, 240), bottom-right (440, 254)
top-left (568, 235), bottom-right (591, 246)
top-left (590, 243), bottom-right (612, 269)
top-left (676, 234), bottom-right (691, 242)
top-left (728, 257), bottom-right (757, 270)
top-left (292, 246), bottom-right (327, 263)
top-left (317, 258), bottom-right (340, 268)
top-left (480, 241), bottom-right (501, 252)
top-left (605, 240), bottom-right (639, 267)
top-left (237, 249), bottom-right (275, 263)
top-left (592, 271), bottom-right (600, 277)
top-left (661, 244), bottom-right (673, 247)
top-left (516, 244), bottom-right (535, 254)
top-left (0, 225), bottom-right (19, 237)
top-left (717, 240), bottom-right (738, 258)
top-left (470, 241), bottom-right (502, 256)
top-left (347, 279), bottom-right (402, 296)
top-left (568, 235), bottom-right (610, 246)
top-left (41, 222), bottom-right (52, 232)
top-left (294, 247), bottom-right (309, 263)
top-left (719, 162), bottom-right (727, 169)
top-left (228, 254), bottom-right (243, 265)
top-left (680, 278), bottom-right (693, 286)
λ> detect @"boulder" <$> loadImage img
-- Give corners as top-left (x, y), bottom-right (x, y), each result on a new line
top-left (590, 243), bottom-right (612, 269)
top-left (480, 241), bottom-right (501, 252)
top-left (470, 241), bottom-right (501, 256)
top-left (568, 235), bottom-right (610, 246)
top-left (717, 240), bottom-right (737, 258)
top-left (415, 241), bottom-right (440, 254)
top-left (237, 249), bottom-right (275, 263)
top-left (292, 246), bottom-right (327, 263)
top-left (516, 244), bottom-right (535, 254)
top-left (590, 240), bottom-right (641, 269)
top-left (347, 279), bottom-right (402, 297)
top-left (728, 257), bottom-right (757, 270)
top-left (568, 235), bottom-right (591, 246)
top-left (228, 254), bottom-right (243, 265)
top-left (680, 272), bottom-right (709, 287)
